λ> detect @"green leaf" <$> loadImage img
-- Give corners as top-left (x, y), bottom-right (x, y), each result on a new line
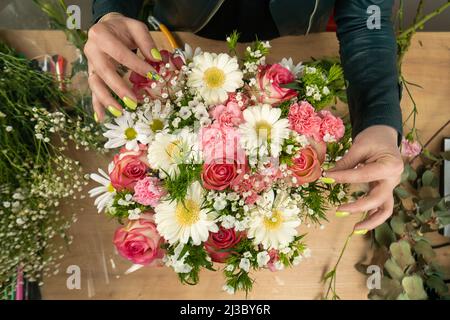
top-left (422, 170), bottom-right (434, 186)
top-left (390, 215), bottom-right (406, 235)
top-left (440, 150), bottom-right (450, 161)
top-left (368, 278), bottom-right (403, 300)
top-left (402, 275), bottom-right (428, 300)
top-left (426, 275), bottom-right (448, 295)
top-left (375, 223), bottom-right (396, 248)
top-left (397, 293), bottom-right (410, 300)
top-left (323, 270), bottom-right (335, 281)
top-left (436, 210), bottom-right (450, 225)
top-left (390, 240), bottom-right (415, 270)
top-left (384, 258), bottom-right (405, 281)
top-left (394, 187), bottom-right (410, 199)
top-left (413, 240), bottom-right (436, 262)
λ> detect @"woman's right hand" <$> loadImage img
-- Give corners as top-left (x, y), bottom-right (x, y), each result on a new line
top-left (84, 13), bottom-right (162, 122)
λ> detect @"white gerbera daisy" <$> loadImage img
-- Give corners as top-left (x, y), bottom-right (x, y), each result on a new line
top-left (155, 181), bottom-right (218, 245)
top-left (135, 100), bottom-right (171, 145)
top-left (147, 129), bottom-right (200, 177)
top-left (247, 190), bottom-right (301, 249)
top-left (103, 112), bottom-right (145, 151)
top-left (280, 57), bottom-right (304, 77)
top-left (239, 104), bottom-right (290, 157)
top-left (182, 43), bottom-right (202, 62)
top-left (89, 166), bottom-right (116, 213)
top-left (187, 52), bottom-right (243, 105)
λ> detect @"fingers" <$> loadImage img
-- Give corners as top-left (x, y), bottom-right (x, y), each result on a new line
top-left (354, 195), bottom-right (394, 231)
top-left (337, 181), bottom-right (390, 213)
top-left (88, 72), bottom-right (123, 118)
top-left (329, 146), bottom-right (363, 172)
top-left (92, 93), bottom-right (105, 122)
top-left (127, 21), bottom-right (161, 62)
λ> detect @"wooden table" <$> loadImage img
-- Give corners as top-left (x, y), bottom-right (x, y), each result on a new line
top-left (0, 30), bottom-right (449, 300)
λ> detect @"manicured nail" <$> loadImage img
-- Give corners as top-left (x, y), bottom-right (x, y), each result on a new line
top-left (320, 177), bottom-right (335, 184)
top-left (322, 163), bottom-right (335, 170)
top-left (335, 211), bottom-right (350, 218)
top-left (353, 229), bottom-right (368, 235)
top-left (107, 105), bottom-right (122, 117)
top-left (93, 112), bottom-right (99, 123)
top-left (147, 71), bottom-right (161, 81)
top-left (151, 48), bottom-right (162, 61)
top-left (122, 96), bottom-right (137, 110)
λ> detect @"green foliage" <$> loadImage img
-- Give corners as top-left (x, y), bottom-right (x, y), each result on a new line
top-left (163, 164), bottom-right (203, 202)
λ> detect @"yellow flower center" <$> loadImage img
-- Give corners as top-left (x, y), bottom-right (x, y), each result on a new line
top-left (107, 183), bottom-right (115, 193)
top-left (165, 140), bottom-right (182, 160)
top-left (150, 119), bottom-right (164, 132)
top-left (255, 121), bottom-right (272, 141)
top-left (203, 67), bottom-right (225, 89)
top-left (176, 199), bottom-right (200, 226)
top-left (124, 127), bottom-right (137, 140)
top-left (264, 210), bottom-right (283, 230)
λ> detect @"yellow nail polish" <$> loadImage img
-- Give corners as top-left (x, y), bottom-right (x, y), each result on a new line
top-left (93, 112), bottom-right (99, 123)
top-left (147, 71), bottom-right (161, 81)
top-left (151, 48), bottom-right (162, 61)
top-left (122, 97), bottom-right (137, 110)
top-left (353, 229), bottom-right (368, 235)
top-left (107, 105), bottom-right (122, 117)
top-left (320, 177), bottom-right (335, 184)
top-left (335, 211), bottom-right (350, 218)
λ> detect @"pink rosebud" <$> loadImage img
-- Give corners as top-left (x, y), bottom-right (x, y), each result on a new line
top-left (250, 64), bottom-right (297, 106)
top-left (401, 137), bottom-right (422, 158)
top-left (289, 145), bottom-right (324, 186)
top-left (133, 177), bottom-right (166, 207)
top-left (110, 145), bottom-right (149, 191)
top-left (204, 227), bottom-right (243, 263)
top-left (202, 158), bottom-right (247, 191)
top-left (113, 213), bottom-right (165, 266)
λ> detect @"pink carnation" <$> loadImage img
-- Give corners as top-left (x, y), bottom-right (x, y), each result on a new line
top-left (133, 177), bottom-right (166, 207)
top-left (288, 101), bottom-right (322, 141)
top-left (401, 137), bottom-right (422, 158)
top-left (210, 101), bottom-right (244, 127)
top-left (318, 110), bottom-right (345, 142)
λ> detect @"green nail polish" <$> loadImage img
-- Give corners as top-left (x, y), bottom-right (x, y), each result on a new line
top-left (147, 71), bottom-right (161, 81)
top-left (151, 48), bottom-right (162, 61)
top-left (320, 177), bottom-right (335, 184)
top-left (353, 229), bottom-right (368, 235)
top-left (122, 97), bottom-right (137, 110)
top-left (335, 211), bottom-right (350, 218)
top-left (93, 112), bottom-right (99, 123)
top-left (107, 105), bottom-right (122, 117)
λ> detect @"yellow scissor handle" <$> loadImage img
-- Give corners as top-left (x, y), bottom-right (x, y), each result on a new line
top-left (148, 15), bottom-right (180, 50)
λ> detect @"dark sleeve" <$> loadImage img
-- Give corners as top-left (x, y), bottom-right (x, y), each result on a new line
top-left (334, 0), bottom-right (402, 144)
top-left (92, 0), bottom-right (144, 23)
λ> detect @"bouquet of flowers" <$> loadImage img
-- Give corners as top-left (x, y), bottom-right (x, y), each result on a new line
top-left (90, 35), bottom-right (351, 294)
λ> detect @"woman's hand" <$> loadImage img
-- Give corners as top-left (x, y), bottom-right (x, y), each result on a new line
top-left (84, 13), bottom-right (162, 122)
top-left (325, 125), bottom-right (404, 233)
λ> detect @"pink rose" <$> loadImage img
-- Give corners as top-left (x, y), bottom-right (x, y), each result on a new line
top-left (288, 101), bottom-right (322, 141)
top-left (401, 137), bottom-right (421, 158)
top-left (129, 50), bottom-right (184, 102)
top-left (251, 64), bottom-right (297, 106)
top-left (110, 145), bottom-right (149, 191)
top-left (210, 101), bottom-right (244, 127)
top-left (202, 158), bottom-right (246, 191)
top-left (133, 176), bottom-right (166, 207)
top-left (113, 213), bottom-right (164, 266)
top-left (318, 110), bottom-right (345, 142)
top-left (289, 145), bottom-right (324, 186)
top-left (204, 227), bottom-right (243, 263)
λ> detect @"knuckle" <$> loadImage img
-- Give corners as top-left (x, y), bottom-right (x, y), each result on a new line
top-left (88, 24), bottom-right (103, 40)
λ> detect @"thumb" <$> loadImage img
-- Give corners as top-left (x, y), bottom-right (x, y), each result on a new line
top-left (327, 145), bottom-right (363, 173)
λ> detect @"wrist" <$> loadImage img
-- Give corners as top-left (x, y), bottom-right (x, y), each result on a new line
top-left (98, 12), bottom-right (124, 23)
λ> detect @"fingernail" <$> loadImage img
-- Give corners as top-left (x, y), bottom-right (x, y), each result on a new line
top-left (122, 97), bottom-right (137, 110)
top-left (151, 48), bottom-right (162, 61)
top-left (93, 112), bottom-right (99, 123)
top-left (322, 163), bottom-right (335, 170)
top-left (146, 71), bottom-right (161, 81)
top-left (320, 177), bottom-right (335, 184)
top-left (353, 229), bottom-right (368, 235)
top-left (107, 105), bottom-right (122, 117)
top-left (335, 211), bottom-right (350, 218)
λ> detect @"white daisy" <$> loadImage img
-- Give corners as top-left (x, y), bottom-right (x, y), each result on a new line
top-left (103, 112), bottom-right (145, 151)
top-left (182, 43), bottom-right (202, 62)
top-left (134, 101), bottom-right (171, 145)
top-left (247, 190), bottom-right (301, 250)
top-left (89, 167), bottom-right (116, 213)
top-left (280, 58), bottom-right (304, 77)
top-left (155, 181), bottom-right (218, 245)
top-left (239, 104), bottom-right (290, 157)
top-left (147, 129), bottom-right (200, 177)
top-left (187, 52), bottom-right (243, 105)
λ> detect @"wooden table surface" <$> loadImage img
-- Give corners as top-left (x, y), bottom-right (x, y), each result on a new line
top-left (0, 30), bottom-right (449, 300)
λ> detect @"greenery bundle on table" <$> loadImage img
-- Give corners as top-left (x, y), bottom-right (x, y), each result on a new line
top-left (0, 41), bottom-right (104, 298)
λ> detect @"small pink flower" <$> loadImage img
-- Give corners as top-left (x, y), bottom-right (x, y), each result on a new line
top-left (133, 177), bottom-right (166, 207)
top-left (318, 110), bottom-right (345, 142)
top-left (267, 249), bottom-right (280, 272)
top-left (210, 101), bottom-right (244, 127)
top-left (401, 137), bottom-right (422, 158)
top-left (227, 92), bottom-right (251, 110)
top-left (288, 101), bottom-right (322, 141)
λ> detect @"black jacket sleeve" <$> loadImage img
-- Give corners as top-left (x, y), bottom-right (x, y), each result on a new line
top-left (92, 0), bottom-right (144, 23)
top-left (334, 0), bottom-right (402, 143)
